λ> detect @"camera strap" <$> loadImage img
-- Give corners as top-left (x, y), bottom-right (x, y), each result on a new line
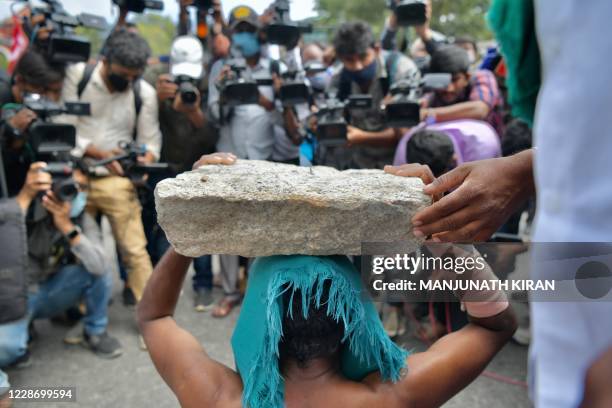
top-left (77, 63), bottom-right (143, 141)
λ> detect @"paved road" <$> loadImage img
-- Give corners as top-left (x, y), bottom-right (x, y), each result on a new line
top-left (5, 223), bottom-right (531, 407)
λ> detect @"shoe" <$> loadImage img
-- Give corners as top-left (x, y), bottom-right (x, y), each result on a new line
top-left (83, 332), bottom-right (123, 359)
top-left (9, 349), bottom-right (32, 369)
top-left (194, 288), bottom-right (215, 312)
top-left (122, 286), bottom-right (137, 307)
top-left (63, 322), bottom-right (84, 345)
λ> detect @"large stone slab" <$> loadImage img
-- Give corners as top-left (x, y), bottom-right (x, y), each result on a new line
top-left (155, 160), bottom-right (430, 257)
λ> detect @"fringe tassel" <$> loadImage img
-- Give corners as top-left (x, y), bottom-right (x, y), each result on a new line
top-left (242, 259), bottom-right (409, 408)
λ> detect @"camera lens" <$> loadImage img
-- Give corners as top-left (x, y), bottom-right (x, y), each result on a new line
top-left (53, 178), bottom-right (79, 202)
top-left (179, 82), bottom-right (198, 105)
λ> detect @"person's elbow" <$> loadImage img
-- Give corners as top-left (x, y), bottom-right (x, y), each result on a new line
top-left (472, 101), bottom-right (492, 120)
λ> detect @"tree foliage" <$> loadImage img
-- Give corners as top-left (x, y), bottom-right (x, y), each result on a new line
top-left (314, 0), bottom-right (492, 42)
top-left (75, 13), bottom-right (176, 58)
top-left (133, 13), bottom-right (176, 56)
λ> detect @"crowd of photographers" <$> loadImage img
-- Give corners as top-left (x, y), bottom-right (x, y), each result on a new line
top-left (0, 0), bottom-right (534, 401)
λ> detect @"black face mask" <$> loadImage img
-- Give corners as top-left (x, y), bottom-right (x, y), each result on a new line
top-left (107, 72), bottom-right (130, 92)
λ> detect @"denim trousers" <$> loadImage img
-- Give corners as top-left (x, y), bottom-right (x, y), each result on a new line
top-left (0, 264), bottom-right (112, 388)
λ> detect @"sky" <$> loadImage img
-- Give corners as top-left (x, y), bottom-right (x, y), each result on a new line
top-left (0, 0), bottom-right (317, 23)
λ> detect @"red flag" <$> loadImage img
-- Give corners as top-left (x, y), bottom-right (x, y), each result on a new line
top-left (8, 15), bottom-right (29, 74)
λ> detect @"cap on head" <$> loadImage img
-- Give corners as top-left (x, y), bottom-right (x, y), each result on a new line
top-left (170, 36), bottom-right (204, 79)
top-left (228, 5), bottom-right (259, 31)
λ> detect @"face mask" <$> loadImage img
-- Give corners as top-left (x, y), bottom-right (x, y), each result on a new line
top-left (232, 32), bottom-right (260, 58)
top-left (69, 191), bottom-right (88, 218)
top-left (308, 71), bottom-right (330, 93)
top-left (107, 72), bottom-right (130, 92)
top-left (344, 59), bottom-right (377, 85)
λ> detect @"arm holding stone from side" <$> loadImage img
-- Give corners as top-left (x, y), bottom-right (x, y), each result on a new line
top-left (137, 153), bottom-right (239, 407)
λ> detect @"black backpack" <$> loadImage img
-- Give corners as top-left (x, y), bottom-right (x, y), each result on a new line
top-left (77, 63), bottom-right (143, 139)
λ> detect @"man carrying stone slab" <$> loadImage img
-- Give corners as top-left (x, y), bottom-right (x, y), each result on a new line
top-left (139, 153), bottom-right (517, 408)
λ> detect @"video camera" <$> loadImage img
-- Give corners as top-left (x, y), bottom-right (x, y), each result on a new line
top-left (266, 0), bottom-right (312, 49)
top-left (89, 141), bottom-right (169, 183)
top-left (386, 0), bottom-right (427, 27)
top-left (112, 0), bottom-right (164, 13)
top-left (174, 75), bottom-right (199, 106)
top-left (22, 93), bottom-right (91, 202)
top-left (384, 73), bottom-right (451, 127)
top-left (25, 0), bottom-right (107, 63)
top-left (219, 48), bottom-right (274, 108)
top-left (315, 94), bottom-right (373, 145)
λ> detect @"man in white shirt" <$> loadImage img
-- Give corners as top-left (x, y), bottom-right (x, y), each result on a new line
top-left (60, 28), bottom-right (162, 305)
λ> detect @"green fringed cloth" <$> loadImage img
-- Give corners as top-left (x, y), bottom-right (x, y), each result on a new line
top-left (231, 255), bottom-right (409, 408)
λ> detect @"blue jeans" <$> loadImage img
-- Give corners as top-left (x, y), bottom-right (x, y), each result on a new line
top-left (0, 264), bottom-right (112, 378)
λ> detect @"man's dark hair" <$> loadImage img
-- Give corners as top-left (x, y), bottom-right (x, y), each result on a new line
top-left (502, 119), bottom-right (532, 157)
top-left (406, 129), bottom-right (455, 177)
top-left (14, 50), bottom-right (65, 87)
top-left (333, 21), bottom-right (374, 58)
top-left (105, 28), bottom-right (151, 69)
top-left (279, 281), bottom-right (344, 366)
top-left (429, 45), bottom-right (470, 75)
top-left (454, 37), bottom-right (478, 55)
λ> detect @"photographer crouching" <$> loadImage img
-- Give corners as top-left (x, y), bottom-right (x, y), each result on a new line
top-left (0, 49), bottom-right (122, 403)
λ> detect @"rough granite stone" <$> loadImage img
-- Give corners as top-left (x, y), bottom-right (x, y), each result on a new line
top-left (155, 160), bottom-right (430, 257)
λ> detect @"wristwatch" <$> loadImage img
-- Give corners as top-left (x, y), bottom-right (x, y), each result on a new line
top-left (64, 225), bottom-right (82, 241)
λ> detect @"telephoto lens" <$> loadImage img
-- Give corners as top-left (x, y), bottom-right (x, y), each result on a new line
top-left (178, 81), bottom-right (198, 105)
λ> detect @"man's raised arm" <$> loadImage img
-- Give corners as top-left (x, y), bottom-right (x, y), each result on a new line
top-left (137, 153), bottom-right (240, 408)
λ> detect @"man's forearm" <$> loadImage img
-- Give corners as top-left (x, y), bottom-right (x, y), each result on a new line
top-left (429, 101), bottom-right (490, 122)
top-left (137, 248), bottom-right (191, 325)
top-left (352, 127), bottom-right (400, 147)
top-left (186, 108), bottom-right (207, 129)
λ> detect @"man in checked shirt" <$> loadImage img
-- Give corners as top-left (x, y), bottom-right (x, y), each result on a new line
top-left (420, 45), bottom-right (504, 136)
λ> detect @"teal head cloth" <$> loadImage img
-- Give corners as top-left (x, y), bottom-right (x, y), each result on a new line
top-left (231, 255), bottom-right (409, 408)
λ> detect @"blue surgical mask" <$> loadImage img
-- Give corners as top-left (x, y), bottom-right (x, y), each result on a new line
top-left (344, 59), bottom-right (378, 85)
top-left (308, 71), bottom-right (331, 93)
top-left (232, 32), bottom-right (260, 58)
top-left (70, 192), bottom-right (88, 218)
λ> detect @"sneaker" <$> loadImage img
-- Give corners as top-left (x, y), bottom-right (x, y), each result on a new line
top-left (194, 288), bottom-right (215, 312)
top-left (83, 332), bottom-right (123, 359)
top-left (122, 286), bottom-right (137, 307)
top-left (63, 322), bottom-right (84, 345)
top-left (9, 350), bottom-right (32, 369)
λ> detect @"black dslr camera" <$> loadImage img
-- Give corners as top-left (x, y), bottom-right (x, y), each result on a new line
top-left (384, 73), bottom-right (451, 127)
top-left (315, 94), bottom-right (373, 145)
top-left (266, 0), bottom-right (312, 49)
top-left (219, 57), bottom-right (260, 108)
top-left (112, 0), bottom-right (164, 13)
top-left (89, 141), bottom-right (169, 183)
top-left (174, 76), bottom-right (199, 106)
top-left (26, 0), bottom-right (107, 63)
top-left (387, 0), bottom-right (427, 27)
top-left (23, 94), bottom-right (91, 202)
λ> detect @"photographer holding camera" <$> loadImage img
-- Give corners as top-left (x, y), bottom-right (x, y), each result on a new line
top-left (207, 5), bottom-right (285, 317)
top-left (58, 28), bottom-right (161, 305)
top-left (421, 45), bottom-right (504, 135)
top-left (142, 35), bottom-right (218, 311)
top-left (0, 50), bottom-right (65, 198)
top-left (0, 160), bottom-right (122, 400)
top-left (327, 21), bottom-right (420, 169)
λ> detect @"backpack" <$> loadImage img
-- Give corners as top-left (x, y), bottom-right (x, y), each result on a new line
top-left (77, 63), bottom-right (142, 140)
top-left (337, 50), bottom-right (402, 101)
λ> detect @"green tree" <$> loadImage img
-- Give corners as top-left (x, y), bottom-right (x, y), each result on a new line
top-left (314, 0), bottom-right (492, 41)
top-left (75, 26), bottom-right (105, 57)
top-left (133, 13), bottom-right (176, 56)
